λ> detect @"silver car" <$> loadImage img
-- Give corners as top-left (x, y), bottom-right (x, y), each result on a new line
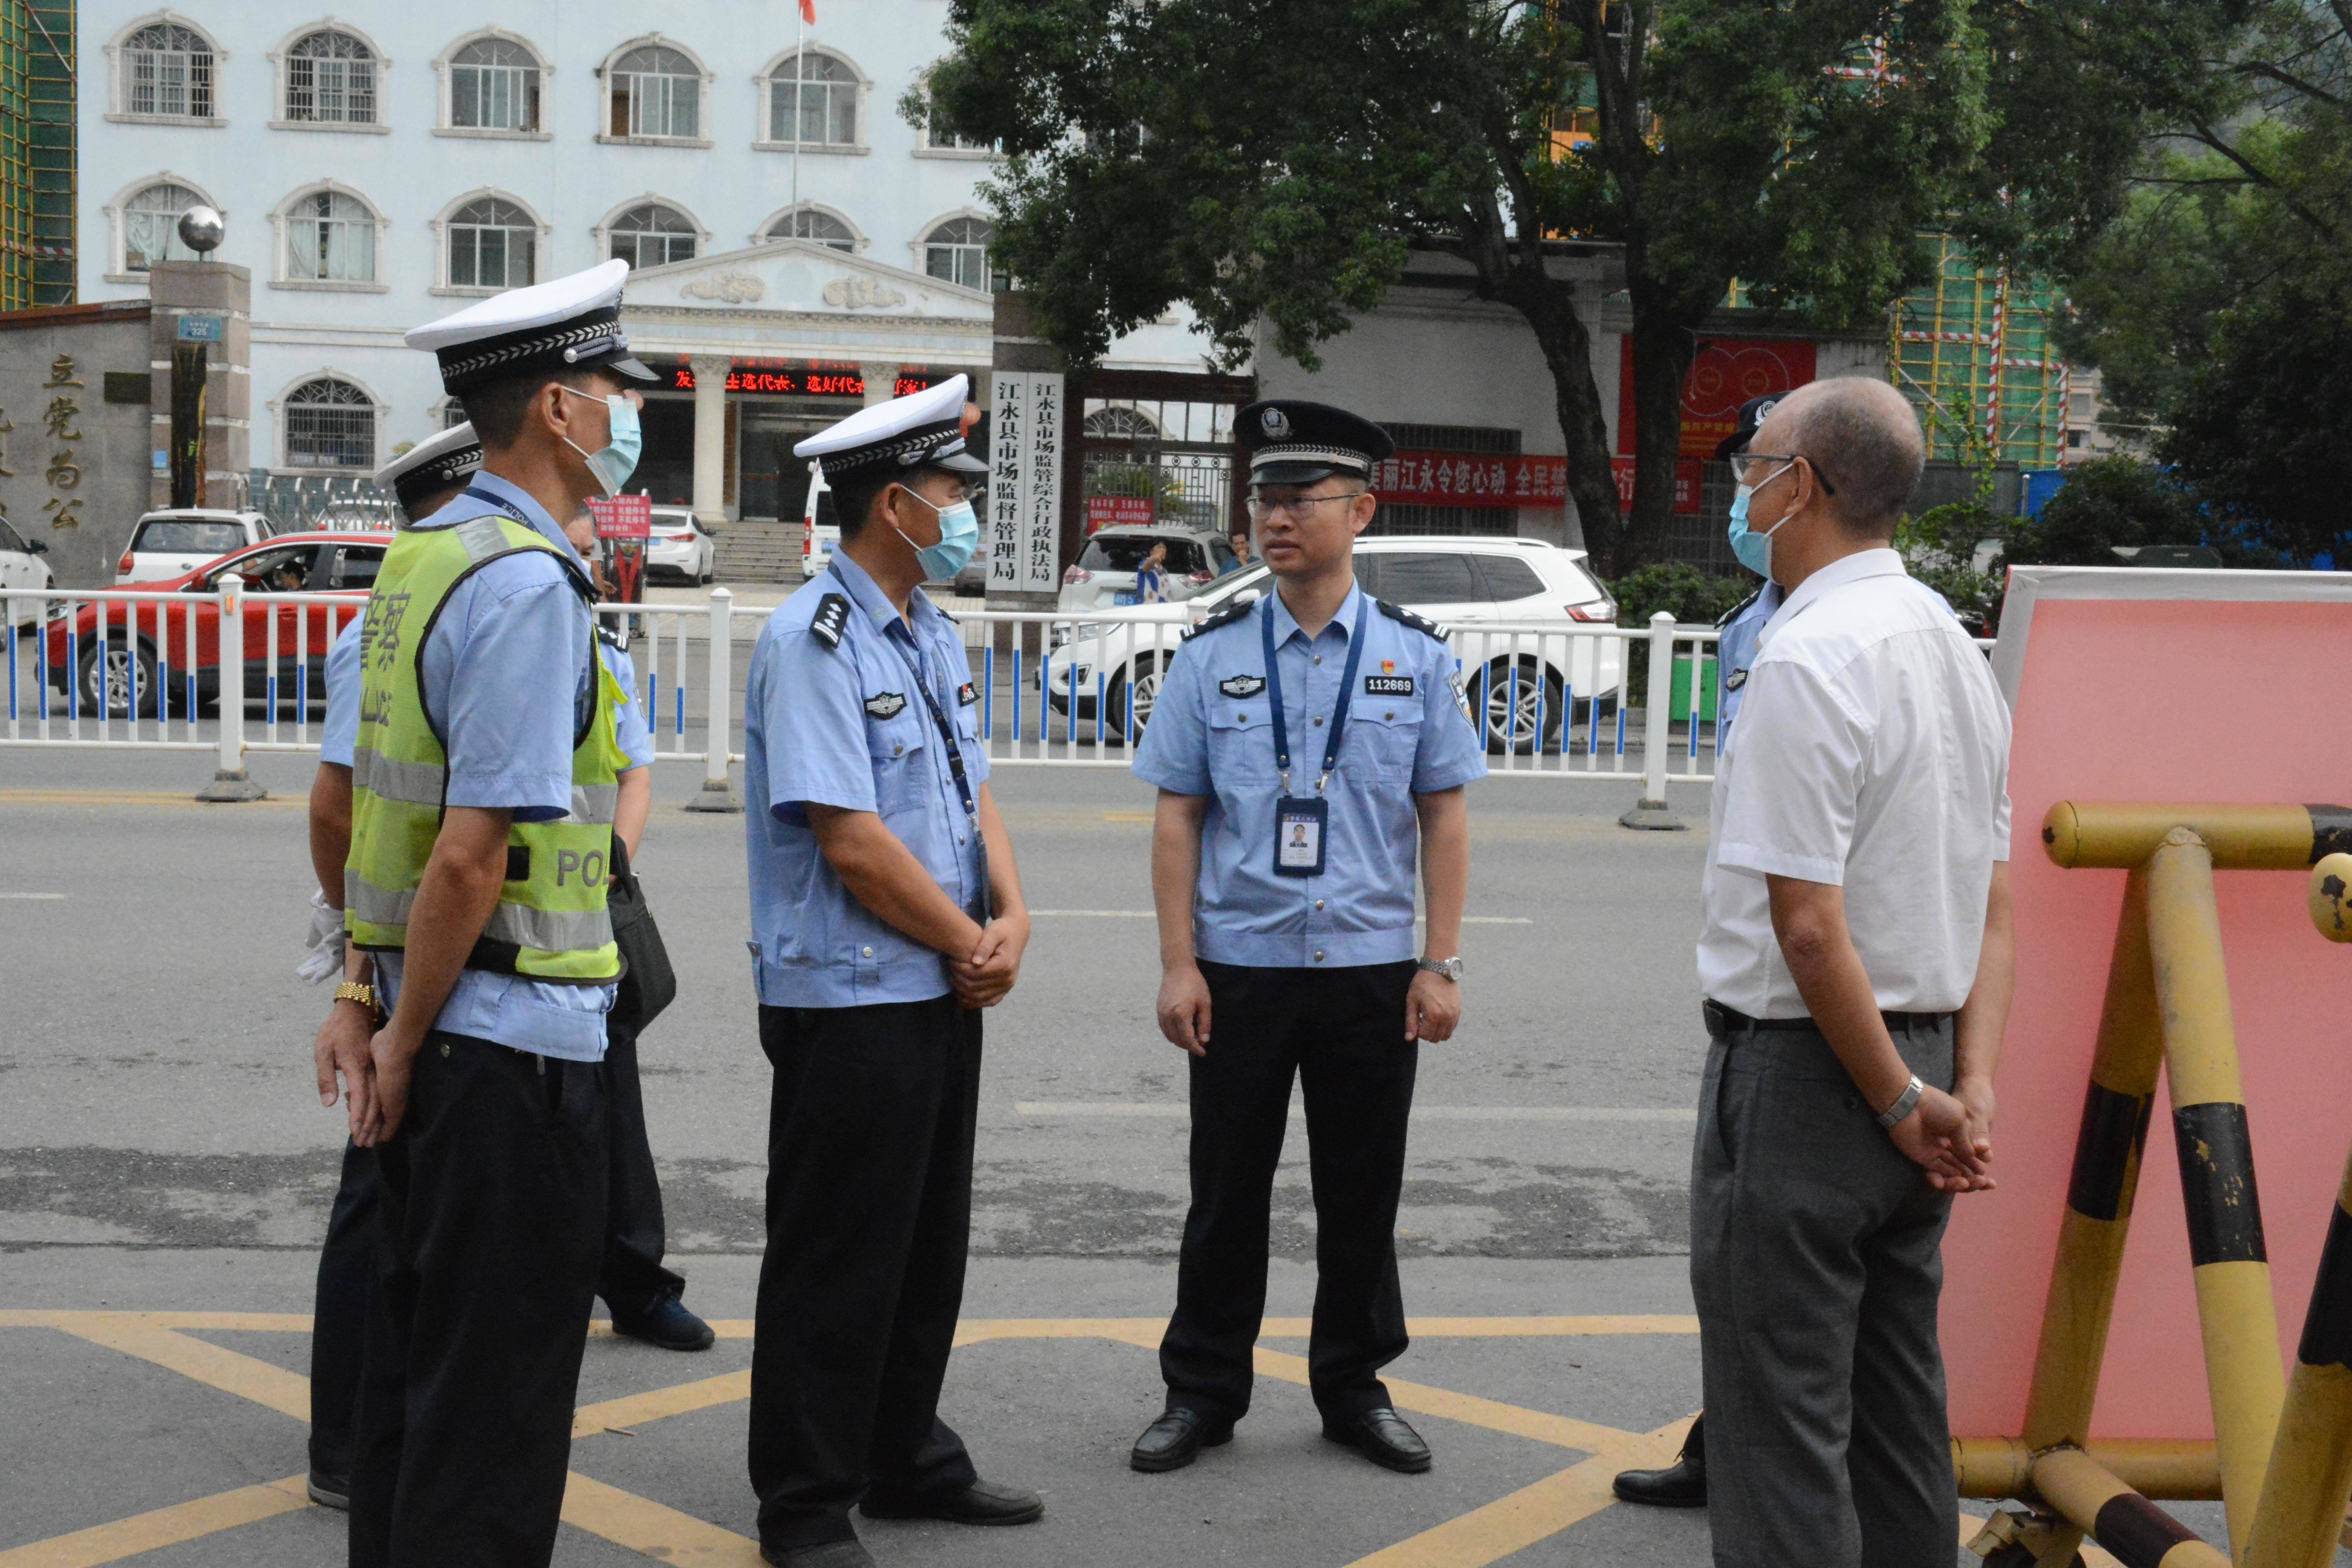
top-left (1058, 524), bottom-right (1241, 612)
top-left (1045, 535), bottom-right (1624, 753)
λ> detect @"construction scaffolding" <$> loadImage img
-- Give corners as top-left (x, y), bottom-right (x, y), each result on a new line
top-left (0, 0), bottom-right (74, 313)
top-left (1892, 234), bottom-right (2067, 471)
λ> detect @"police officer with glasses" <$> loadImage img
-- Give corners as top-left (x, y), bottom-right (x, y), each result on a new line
top-left (741, 375), bottom-right (1041, 1568)
top-left (1127, 400), bottom-right (1486, 1476)
top-left (331, 258), bottom-right (660, 1568)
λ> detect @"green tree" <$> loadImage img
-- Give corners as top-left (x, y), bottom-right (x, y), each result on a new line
top-left (926, 0), bottom-right (1993, 575)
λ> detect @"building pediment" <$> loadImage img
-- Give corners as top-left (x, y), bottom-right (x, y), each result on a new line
top-left (622, 240), bottom-right (993, 324)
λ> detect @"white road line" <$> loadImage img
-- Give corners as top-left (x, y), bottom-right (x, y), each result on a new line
top-left (0, 892), bottom-right (65, 900)
top-left (1009, 1102), bottom-right (1694, 1122)
top-left (1026, 910), bottom-right (1532, 925)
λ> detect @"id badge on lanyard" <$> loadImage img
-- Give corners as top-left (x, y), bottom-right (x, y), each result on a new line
top-left (1260, 597), bottom-right (1367, 879)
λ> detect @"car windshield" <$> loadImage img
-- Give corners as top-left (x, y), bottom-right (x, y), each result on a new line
top-left (135, 519), bottom-right (246, 556)
top-left (1079, 535), bottom-right (1203, 573)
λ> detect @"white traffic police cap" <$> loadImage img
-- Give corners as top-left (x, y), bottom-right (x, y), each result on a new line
top-left (405, 258), bottom-right (657, 396)
top-left (793, 372), bottom-right (988, 481)
top-left (372, 421), bottom-right (482, 516)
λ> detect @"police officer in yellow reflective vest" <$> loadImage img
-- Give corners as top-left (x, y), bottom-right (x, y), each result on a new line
top-left (332, 259), bottom-right (660, 1568)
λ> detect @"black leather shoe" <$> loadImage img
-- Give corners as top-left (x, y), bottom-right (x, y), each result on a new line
top-left (1130, 1407), bottom-right (1235, 1472)
top-left (759, 1541), bottom-right (876, 1568)
top-left (860, 1478), bottom-right (1044, 1526)
top-left (1613, 1413), bottom-right (1706, 1506)
top-left (1322, 1408), bottom-right (1432, 1473)
top-left (609, 1291), bottom-right (716, 1352)
top-left (305, 1472), bottom-right (350, 1510)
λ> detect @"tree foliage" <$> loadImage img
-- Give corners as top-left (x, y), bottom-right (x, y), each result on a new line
top-left (927, 0), bottom-right (1995, 576)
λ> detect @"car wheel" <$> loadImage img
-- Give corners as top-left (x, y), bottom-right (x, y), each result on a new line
top-left (1106, 653), bottom-right (1163, 741)
top-left (1477, 658), bottom-right (1563, 755)
top-left (77, 640), bottom-right (157, 719)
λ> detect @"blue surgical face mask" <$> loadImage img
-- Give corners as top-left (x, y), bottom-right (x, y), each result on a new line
top-left (892, 485), bottom-right (981, 581)
top-left (1726, 461), bottom-right (1793, 579)
top-left (558, 387), bottom-right (642, 497)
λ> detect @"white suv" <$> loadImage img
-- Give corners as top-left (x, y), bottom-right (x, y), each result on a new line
top-left (1047, 535), bottom-right (1620, 751)
top-left (116, 509), bottom-right (275, 584)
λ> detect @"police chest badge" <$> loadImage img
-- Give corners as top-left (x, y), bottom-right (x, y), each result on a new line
top-left (864, 692), bottom-right (908, 720)
top-left (1364, 675), bottom-right (1414, 697)
top-left (958, 682), bottom-right (978, 706)
top-left (1219, 674), bottom-right (1267, 699)
top-left (1724, 668), bottom-right (1749, 691)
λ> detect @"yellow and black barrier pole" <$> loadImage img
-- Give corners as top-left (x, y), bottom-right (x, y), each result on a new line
top-left (2234, 857), bottom-right (2352, 1568)
top-left (2043, 802), bottom-right (2352, 872)
top-left (2145, 827), bottom-right (2286, 1559)
top-left (2030, 1447), bottom-right (2232, 1568)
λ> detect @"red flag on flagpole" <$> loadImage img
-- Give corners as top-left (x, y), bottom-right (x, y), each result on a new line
top-left (799, 0), bottom-right (816, 22)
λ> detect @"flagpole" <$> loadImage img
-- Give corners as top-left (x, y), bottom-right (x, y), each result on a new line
top-left (791, 0), bottom-right (806, 216)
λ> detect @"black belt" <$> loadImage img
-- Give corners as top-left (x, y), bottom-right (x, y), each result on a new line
top-left (1702, 999), bottom-right (1951, 1039)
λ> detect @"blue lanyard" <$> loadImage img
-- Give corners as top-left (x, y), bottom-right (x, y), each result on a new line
top-left (830, 565), bottom-right (979, 828)
top-left (1260, 594), bottom-right (1368, 795)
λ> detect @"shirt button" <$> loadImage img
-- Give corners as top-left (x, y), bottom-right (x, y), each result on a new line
top-left (1312, 716), bottom-right (1324, 727)
top-left (892, 742), bottom-right (904, 756)
top-left (1385, 710), bottom-right (1394, 720)
top-left (1314, 655), bottom-right (1323, 666)
top-left (1314, 949), bottom-right (1325, 962)
top-left (1315, 898), bottom-right (1325, 910)
top-left (861, 946), bottom-right (874, 958)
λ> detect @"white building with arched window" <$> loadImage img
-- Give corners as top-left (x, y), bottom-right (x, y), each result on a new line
top-left (78, 0), bottom-right (1207, 510)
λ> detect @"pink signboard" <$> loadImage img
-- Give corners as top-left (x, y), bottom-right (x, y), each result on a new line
top-left (586, 494), bottom-right (652, 541)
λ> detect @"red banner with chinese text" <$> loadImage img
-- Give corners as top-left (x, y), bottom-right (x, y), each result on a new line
top-left (1617, 338), bottom-right (1818, 458)
top-left (1610, 457), bottom-right (1704, 515)
top-left (1372, 452), bottom-right (1567, 510)
top-left (586, 494), bottom-right (652, 539)
top-left (1085, 496), bottom-right (1156, 532)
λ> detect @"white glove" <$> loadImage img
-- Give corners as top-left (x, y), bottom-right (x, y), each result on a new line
top-left (298, 887), bottom-right (347, 984)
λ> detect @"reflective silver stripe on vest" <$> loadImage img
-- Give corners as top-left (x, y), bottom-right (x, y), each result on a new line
top-left (349, 746), bottom-right (446, 808)
top-left (483, 900), bottom-right (613, 954)
top-left (568, 783), bottom-right (619, 824)
top-left (456, 517), bottom-right (514, 561)
top-left (347, 870), bottom-right (613, 955)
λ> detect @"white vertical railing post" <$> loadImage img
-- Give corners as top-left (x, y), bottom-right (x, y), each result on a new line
top-left (196, 575), bottom-right (267, 801)
top-left (1618, 611), bottom-right (1684, 831)
top-left (682, 586), bottom-right (744, 813)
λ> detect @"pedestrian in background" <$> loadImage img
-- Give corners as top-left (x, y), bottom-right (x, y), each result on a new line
top-left (1135, 539), bottom-right (1171, 603)
top-left (1688, 377), bottom-right (2013, 1568)
top-left (1127, 400), bottom-right (1485, 1477)
top-left (1226, 528), bottom-right (1254, 573)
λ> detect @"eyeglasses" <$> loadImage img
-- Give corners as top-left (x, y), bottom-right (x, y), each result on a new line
top-left (1245, 491), bottom-right (1367, 523)
top-left (1728, 452), bottom-right (1838, 496)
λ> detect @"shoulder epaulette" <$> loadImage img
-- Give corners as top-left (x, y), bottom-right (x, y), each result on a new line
top-left (810, 593), bottom-right (850, 651)
top-left (1716, 588), bottom-right (1762, 630)
top-left (1183, 599), bottom-right (1255, 641)
top-left (595, 621), bottom-right (628, 653)
top-left (1376, 598), bottom-right (1447, 641)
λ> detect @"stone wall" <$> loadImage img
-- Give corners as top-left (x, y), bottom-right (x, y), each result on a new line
top-left (0, 301), bottom-right (151, 587)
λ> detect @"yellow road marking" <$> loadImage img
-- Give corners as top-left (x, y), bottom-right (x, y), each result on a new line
top-left (0, 1474), bottom-right (309, 1568)
top-left (47, 1318), bottom-right (310, 1421)
top-left (1341, 1420), bottom-right (1690, 1568)
top-left (560, 1472), bottom-right (765, 1565)
top-left (0, 789), bottom-right (304, 808)
top-left (1251, 1346), bottom-right (1638, 1455)
top-left (574, 1371), bottom-right (751, 1438)
top-left (0, 1310), bottom-right (314, 1330)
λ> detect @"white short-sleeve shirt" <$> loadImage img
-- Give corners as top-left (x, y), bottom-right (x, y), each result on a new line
top-left (1698, 548), bottom-right (2012, 1017)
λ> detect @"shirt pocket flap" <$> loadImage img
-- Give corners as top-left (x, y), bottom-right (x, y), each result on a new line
top-left (1357, 699), bottom-right (1424, 728)
top-left (866, 710), bottom-right (930, 762)
top-left (1207, 700), bottom-right (1272, 733)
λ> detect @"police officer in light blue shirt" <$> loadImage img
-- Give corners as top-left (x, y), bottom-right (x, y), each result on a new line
top-left (741, 374), bottom-right (1044, 1566)
top-left (1126, 400), bottom-right (1486, 1479)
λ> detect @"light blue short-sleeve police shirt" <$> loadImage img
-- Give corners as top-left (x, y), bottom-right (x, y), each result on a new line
top-left (320, 614), bottom-right (363, 769)
top-left (1132, 582), bottom-right (1486, 968)
top-left (743, 552), bottom-right (990, 1008)
top-left (365, 474), bottom-right (615, 1060)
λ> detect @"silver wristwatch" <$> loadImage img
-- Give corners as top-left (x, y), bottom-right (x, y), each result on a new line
top-left (1875, 1074), bottom-right (1926, 1129)
top-left (1415, 956), bottom-right (1464, 982)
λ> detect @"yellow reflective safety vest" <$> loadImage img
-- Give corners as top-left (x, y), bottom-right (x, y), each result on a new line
top-left (344, 512), bottom-right (628, 983)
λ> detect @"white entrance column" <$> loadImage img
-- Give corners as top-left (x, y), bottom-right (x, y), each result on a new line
top-left (689, 353), bottom-right (730, 525)
top-left (860, 361), bottom-right (900, 409)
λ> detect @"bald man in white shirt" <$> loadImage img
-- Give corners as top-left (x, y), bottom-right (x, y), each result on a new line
top-left (1688, 377), bottom-right (2015, 1568)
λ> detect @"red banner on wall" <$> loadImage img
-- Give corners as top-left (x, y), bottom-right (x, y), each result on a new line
top-left (1085, 495), bottom-right (1157, 532)
top-left (1617, 338), bottom-right (1818, 458)
top-left (1372, 452), bottom-right (1566, 510)
top-left (1611, 457), bottom-right (1704, 515)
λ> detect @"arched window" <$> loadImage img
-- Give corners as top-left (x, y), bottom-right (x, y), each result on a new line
top-left (285, 190), bottom-right (377, 282)
top-left (1084, 405), bottom-right (1161, 439)
top-left (283, 378), bottom-right (376, 469)
top-left (769, 51), bottom-right (857, 146)
top-left (766, 209), bottom-right (855, 252)
top-left (609, 203), bottom-right (697, 269)
top-left (608, 45), bottom-right (699, 139)
top-left (450, 37), bottom-right (540, 131)
top-left (125, 181), bottom-right (202, 270)
top-left (123, 23), bottom-right (215, 119)
top-left (447, 198), bottom-right (536, 289)
top-left (923, 216), bottom-right (996, 292)
top-left (285, 29), bottom-right (377, 124)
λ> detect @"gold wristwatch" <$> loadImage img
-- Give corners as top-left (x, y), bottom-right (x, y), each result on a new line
top-left (333, 981), bottom-right (377, 1011)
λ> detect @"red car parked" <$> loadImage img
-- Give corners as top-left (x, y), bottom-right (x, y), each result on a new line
top-left (40, 531), bottom-right (387, 717)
